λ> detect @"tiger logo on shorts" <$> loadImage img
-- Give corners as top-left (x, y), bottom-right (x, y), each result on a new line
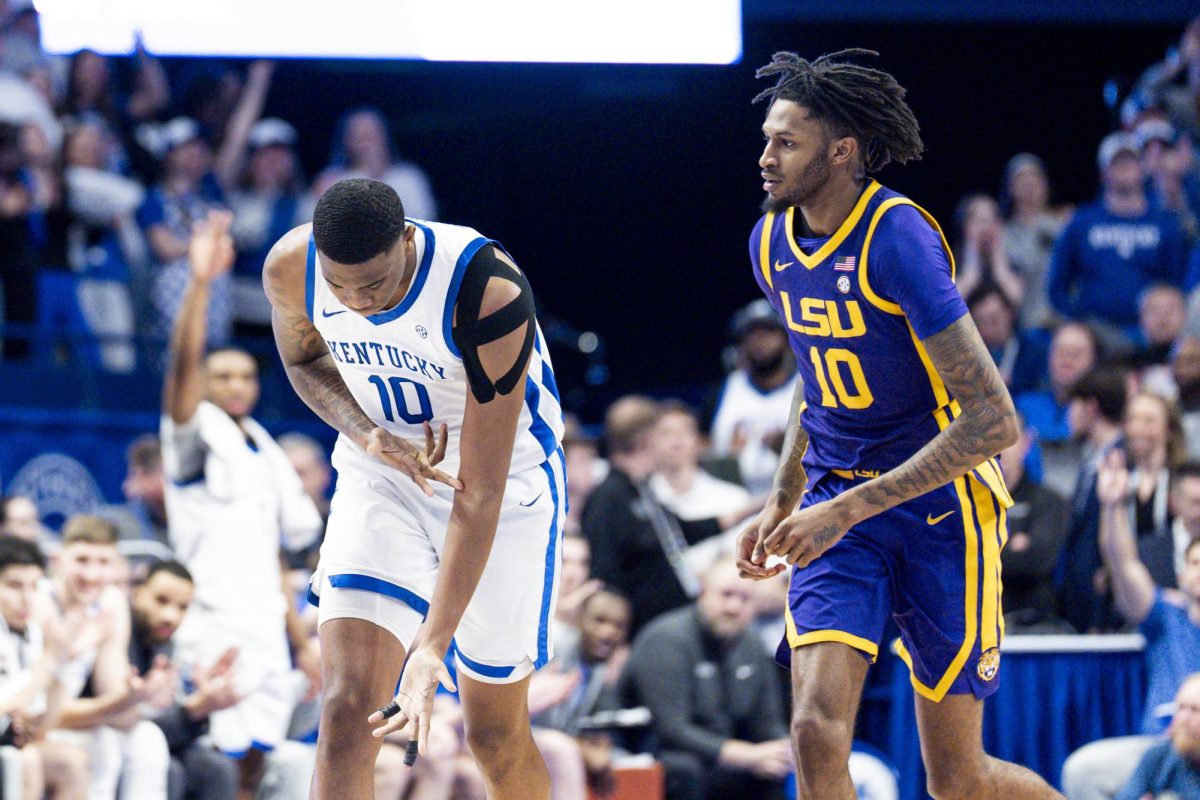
top-left (977, 648), bottom-right (1000, 681)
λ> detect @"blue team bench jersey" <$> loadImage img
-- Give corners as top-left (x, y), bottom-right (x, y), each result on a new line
top-left (750, 180), bottom-right (1011, 505)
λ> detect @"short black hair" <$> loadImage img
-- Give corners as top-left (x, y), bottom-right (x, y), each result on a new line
top-left (312, 178), bottom-right (406, 265)
top-left (1067, 367), bottom-right (1127, 424)
top-left (143, 559), bottom-right (193, 585)
top-left (966, 284), bottom-right (1015, 316)
top-left (0, 537), bottom-right (45, 574)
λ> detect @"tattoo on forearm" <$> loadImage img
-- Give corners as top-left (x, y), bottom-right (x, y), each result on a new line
top-left (812, 524), bottom-right (840, 550)
top-left (851, 316), bottom-right (1015, 517)
top-left (275, 309), bottom-right (375, 442)
top-left (771, 380), bottom-right (809, 508)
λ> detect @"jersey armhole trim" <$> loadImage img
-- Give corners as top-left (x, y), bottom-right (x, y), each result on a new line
top-left (305, 235), bottom-right (317, 322)
top-left (759, 212), bottom-right (776, 291)
top-left (857, 198), bottom-right (956, 316)
top-left (442, 236), bottom-right (498, 359)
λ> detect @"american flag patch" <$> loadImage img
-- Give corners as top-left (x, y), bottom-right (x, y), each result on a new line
top-left (834, 256), bottom-right (856, 272)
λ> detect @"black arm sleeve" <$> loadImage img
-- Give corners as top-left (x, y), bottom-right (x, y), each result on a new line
top-left (451, 245), bottom-right (537, 404)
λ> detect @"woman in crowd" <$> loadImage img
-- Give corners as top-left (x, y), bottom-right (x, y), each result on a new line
top-left (953, 192), bottom-right (1025, 308)
top-left (308, 107), bottom-right (437, 221)
top-left (1002, 153), bottom-right (1069, 330)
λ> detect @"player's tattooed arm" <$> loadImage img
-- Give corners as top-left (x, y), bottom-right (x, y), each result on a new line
top-left (769, 378), bottom-right (809, 512)
top-left (738, 378), bottom-right (808, 580)
top-left (843, 314), bottom-right (1018, 519)
top-left (261, 232), bottom-right (377, 448)
top-left (761, 315), bottom-right (1017, 568)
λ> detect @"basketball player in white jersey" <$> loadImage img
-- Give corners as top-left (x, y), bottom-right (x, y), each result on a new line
top-left (262, 178), bottom-right (565, 800)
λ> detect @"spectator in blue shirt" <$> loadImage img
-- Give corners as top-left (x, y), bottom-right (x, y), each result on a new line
top-left (1016, 322), bottom-right (1099, 443)
top-left (1115, 673), bottom-right (1200, 800)
top-left (1062, 450), bottom-right (1200, 800)
top-left (1048, 132), bottom-right (1191, 343)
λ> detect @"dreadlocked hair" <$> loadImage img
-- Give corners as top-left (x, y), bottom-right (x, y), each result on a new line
top-left (754, 49), bottom-right (924, 173)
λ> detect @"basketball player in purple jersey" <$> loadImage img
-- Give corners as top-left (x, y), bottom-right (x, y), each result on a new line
top-left (736, 50), bottom-right (1063, 799)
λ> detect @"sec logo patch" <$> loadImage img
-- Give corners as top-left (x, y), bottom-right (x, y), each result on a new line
top-left (977, 648), bottom-right (1000, 681)
top-left (836, 275), bottom-right (851, 294)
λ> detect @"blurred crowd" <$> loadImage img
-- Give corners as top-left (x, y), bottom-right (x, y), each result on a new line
top-left (2, 3), bottom-right (1200, 800)
top-left (0, 0), bottom-right (436, 369)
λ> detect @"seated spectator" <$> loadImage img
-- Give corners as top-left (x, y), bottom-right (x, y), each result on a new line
top-left (583, 397), bottom-right (749, 635)
top-left (1048, 132), bottom-right (1190, 346)
top-left (652, 401), bottom-right (752, 521)
top-left (967, 284), bottom-right (1048, 397)
top-left (1115, 673), bottom-right (1200, 800)
top-left (533, 589), bottom-right (633, 795)
top-left (709, 300), bottom-right (799, 496)
top-left (129, 560), bottom-right (239, 800)
top-left (562, 417), bottom-right (603, 537)
top-left (1058, 368), bottom-right (1128, 633)
top-left (1167, 465), bottom-right (1200, 583)
top-left (1001, 152), bottom-right (1069, 330)
top-left (1129, 284), bottom-right (1186, 370)
top-left (997, 419), bottom-right (1071, 632)
top-left (227, 114), bottom-right (303, 333)
top-left (1016, 322), bottom-right (1099, 444)
top-left (0, 537), bottom-right (90, 800)
top-left (99, 434), bottom-right (169, 546)
top-left (278, 432), bottom-right (332, 574)
top-left (1139, 118), bottom-right (1200, 242)
top-left (1, 495), bottom-right (43, 542)
top-left (553, 532), bottom-right (602, 658)
top-left (621, 559), bottom-right (791, 800)
top-left (1062, 450), bottom-right (1200, 800)
top-left (953, 193), bottom-right (1025, 307)
top-left (308, 107), bottom-right (437, 221)
top-left (43, 515), bottom-right (173, 800)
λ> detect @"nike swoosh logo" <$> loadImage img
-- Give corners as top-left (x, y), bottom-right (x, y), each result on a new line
top-left (519, 491), bottom-right (544, 508)
top-left (926, 510), bottom-right (955, 525)
top-left (321, 307), bottom-right (347, 318)
top-left (773, 259), bottom-right (795, 272)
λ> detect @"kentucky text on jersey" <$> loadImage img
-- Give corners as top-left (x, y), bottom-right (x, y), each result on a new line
top-left (324, 338), bottom-right (448, 380)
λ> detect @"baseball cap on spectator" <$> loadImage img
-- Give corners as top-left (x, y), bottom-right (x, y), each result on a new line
top-left (729, 299), bottom-right (784, 342)
top-left (136, 116), bottom-right (204, 159)
top-left (249, 118), bottom-right (297, 150)
top-left (1135, 119), bottom-right (1179, 151)
top-left (1097, 131), bottom-right (1140, 169)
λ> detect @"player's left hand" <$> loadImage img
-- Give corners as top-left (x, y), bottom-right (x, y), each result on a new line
top-left (368, 646), bottom-right (456, 755)
top-left (761, 499), bottom-right (854, 568)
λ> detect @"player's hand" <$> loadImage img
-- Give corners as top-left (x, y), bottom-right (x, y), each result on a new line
top-left (366, 423), bottom-right (464, 496)
top-left (762, 498), bottom-right (855, 569)
top-left (735, 503), bottom-right (791, 580)
top-left (188, 210), bottom-right (235, 283)
top-left (368, 646), bottom-right (456, 755)
top-left (1096, 448), bottom-right (1130, 508)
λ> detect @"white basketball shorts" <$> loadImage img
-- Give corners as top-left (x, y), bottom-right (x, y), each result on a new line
top-left (309, 438), bottom-right (566, 685)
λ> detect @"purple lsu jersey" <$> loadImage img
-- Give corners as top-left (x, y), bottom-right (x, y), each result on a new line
top-left (749, 179), bottom-right (1011, 504)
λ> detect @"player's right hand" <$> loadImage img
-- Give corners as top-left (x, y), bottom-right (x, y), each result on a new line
top-left (366, 423), bottom-right (465, 496)
top-left (736, 505), bottom-right (790, 581)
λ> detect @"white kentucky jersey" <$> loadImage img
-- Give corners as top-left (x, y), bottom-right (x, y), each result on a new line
top-left (306, 219), bottom-right (564, 477)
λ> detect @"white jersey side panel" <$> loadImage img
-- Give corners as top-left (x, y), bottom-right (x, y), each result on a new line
top-left (307, 219), bottom-right (564, 477)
